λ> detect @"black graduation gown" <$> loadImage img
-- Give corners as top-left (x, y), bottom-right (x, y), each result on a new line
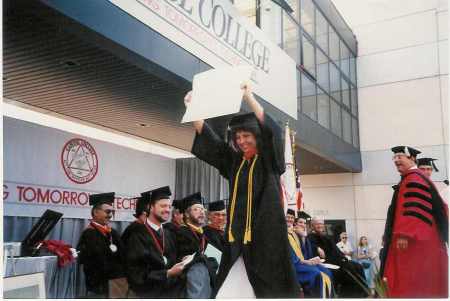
top-left (203, 225), bottom-right (226, 253)
top-left (175, 225), bottom-right (218, 286)
top-left (121, 221), bottom-right (185, 298)
top-left (76, 227), bottom-right (124, 296)
top-left (307, 232), bottom-right (368, 297)
top-left (164, 221), bottom-right (182, 236)
top-left (191, 113), bottom-right (299, 298)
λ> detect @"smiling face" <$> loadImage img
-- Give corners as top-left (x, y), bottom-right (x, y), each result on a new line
top-left (419, 165), bottom-right (433, 177)
top-left (150, 198), bottom-right (171, 224)
top-left (234, 130), bottom-right (257, 153)
top-left (208, 210), bottom-right (226, 230)
top-left (393, 154), bottom-right (416, 175)
top-left (93, 203), bottom-right (115, 226)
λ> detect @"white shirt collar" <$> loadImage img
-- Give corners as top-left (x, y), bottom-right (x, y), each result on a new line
top-left (409, 165), bottom-right (418, 170)
top-left (147, 218), bottom-right (162, 231)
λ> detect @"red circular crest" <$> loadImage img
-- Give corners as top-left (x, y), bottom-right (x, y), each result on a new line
top-left (61, 138), bottom-right (98, 184)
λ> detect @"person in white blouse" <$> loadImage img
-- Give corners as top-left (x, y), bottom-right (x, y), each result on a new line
top-left (336, 232), bottom-right (353, 260)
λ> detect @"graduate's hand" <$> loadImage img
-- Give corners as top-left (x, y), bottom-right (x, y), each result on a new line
top-left (167, 262), bottom-right (184, 278)
top-left (317, 247), bottom-right (326, 259)
top-left (184, 90), bottom-right (204, 133)
top-left (184, 91), bottom-right (193, 108)
top-left (241, 80), bottom-right (253, 101)
top-left (396, 237), bottom-right (408, 250)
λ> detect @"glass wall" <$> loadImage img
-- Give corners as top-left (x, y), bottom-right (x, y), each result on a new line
top-left (234, 0), bottom-right (359, 148)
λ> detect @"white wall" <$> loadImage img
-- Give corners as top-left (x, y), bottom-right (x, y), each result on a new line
top-left (301, 0), bottom-right (449, 254)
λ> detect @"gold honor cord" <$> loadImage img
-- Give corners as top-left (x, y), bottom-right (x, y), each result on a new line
top-left (288, 231), bottom-right (305, 261)
top-left (228, 155), bottom-right (259, 244)
top-left (321, 272), bottom-right (332, 298)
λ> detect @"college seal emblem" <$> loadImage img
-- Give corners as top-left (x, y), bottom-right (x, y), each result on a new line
top-left (61, 138), bottom-right (98, 184)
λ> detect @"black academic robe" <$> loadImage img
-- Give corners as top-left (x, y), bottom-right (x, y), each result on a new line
top-left (164, 221), bottom-right (182, 236)
top-left (121, 221), bottom-right (185, 298)
top-left (176, 225), bottom-right (218, 284)
top-left (203, 225), bottom-right (226, 253)
top-left (307, 232), bottom-right (368, 297)
top-left (191, 113), bottom-right (299, 298)
top-left (76, 226), bottom-right (124, 296)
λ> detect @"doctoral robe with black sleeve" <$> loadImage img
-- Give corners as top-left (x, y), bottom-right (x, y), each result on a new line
top-left (191, 113), bottom-right (299, 298)
top-left (382, 168), bottom-right (448, 298)
top-left (76, 227), bottom-right (124, 296)
top-left (121, 222), bottom-right (185, 298)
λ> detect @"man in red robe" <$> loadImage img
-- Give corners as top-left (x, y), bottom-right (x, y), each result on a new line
top-left (381, 146), bottom-right (448, 298)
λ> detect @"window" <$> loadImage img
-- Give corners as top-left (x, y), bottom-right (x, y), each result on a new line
top-left (341, 78), bottom-right (350, 108)
top-left (300, 0), bottom-right (315, 38)
top-left (352, 117), bottom-right (359, 147)
top-left (301, 73), bottom-right (317, 120)
top-left (302, 35), bottom-right (316, 77)
top-left (285, 0), bottom-right (300, 21)
top-left (316, 48), bottom-right (329, 92)
top-left (351, 85), bottom-right (358, 116)
top-left (260, 0), bottom-right (283, 46)
top-left (317, 89), bottom-right (330, 128)
top-left (342, 109), bottom-right (352, 144)
top-left (350, 56), bottom-right (357, 85)
top-left (315, 9), bottom-right (328, 54)
top-left (283, 12), bottom-right (300, 63)
top-left (329, 26), bottom-right (339, 64)
top-left (330, 62), bottom-right (340, 102)
top-left (340, 42), bottom-right (350, 78)
top-left (330, 99), bottom-right (342, 137)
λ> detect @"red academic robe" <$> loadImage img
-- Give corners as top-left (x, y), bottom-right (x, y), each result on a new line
top-left (384, 169), bottom-right (448, 298)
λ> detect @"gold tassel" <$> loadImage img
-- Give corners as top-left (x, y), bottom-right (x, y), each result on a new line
top-left (243, 155), bottom-right (258, 244)
top-left (228, 159), bottom-right (246, 243)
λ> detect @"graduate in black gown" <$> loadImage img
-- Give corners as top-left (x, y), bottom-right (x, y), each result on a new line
top-left (307, 217), bottom-right (368, 298)
top-left (176, 192), bottom-right (216, 298)
top-left (184, 82), bottom-right (299, 298)
top-left (203, 199), bottom-right (227, 252)
top-left (121, 186), bottom-right (186, 298)
top-left (77, 192), bottom-right (125, 298)
top-left (165, 199), bottom-right (184, 236)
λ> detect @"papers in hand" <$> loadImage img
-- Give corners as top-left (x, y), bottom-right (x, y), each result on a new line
top-left (181, 253), bottom-right (195, 267)
top-left (321, 263), bottom-right (340, 270)
top-left (181, 65), bottom-right (254, 123)
top-left (204, 243), bottom-right (222, 265)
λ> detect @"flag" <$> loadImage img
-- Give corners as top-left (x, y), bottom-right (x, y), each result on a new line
top-left (281, 123), bottom-right (297, 213)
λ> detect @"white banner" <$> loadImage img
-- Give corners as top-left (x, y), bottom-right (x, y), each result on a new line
top-left (4, 117), bottom-right (176, 221)
top-left (108, 0), bottom-right (298, 119)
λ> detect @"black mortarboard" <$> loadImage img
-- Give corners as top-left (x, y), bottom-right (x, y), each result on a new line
top-left (286, 208), bottom-right (296, 217)
top-left (89, 192), bottom-right (115, 208)
top-left (134, 196), bottom-right (151, 218)
top-left (172, 199), bottom-right (183, 210)
top-left (417, 157), bottom-right (439, 172)
top-left (208, 200), bottom-right (226, 212)
top-left (141, 186), bottom-right (172, 205)
top-left (180, 192), bottom-right (202, 213)
top-left (391, 146), bottom-right (421, 158)
top-left (297, 211), bottom-right (312, 221)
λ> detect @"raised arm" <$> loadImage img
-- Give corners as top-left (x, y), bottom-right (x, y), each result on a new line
top-left (241, 81), bottom-right (264, 123)
top-left (184, 91), bottom-right (204, 134)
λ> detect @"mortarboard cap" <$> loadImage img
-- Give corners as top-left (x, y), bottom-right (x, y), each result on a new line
top-left (208, 200), bottom-right (226, 212)
top-left (391, 146), bottom-right (421, 158)
top-left (180, 192), bottom-right (202, 213)
top-left (172, 199), bottom-right (183, 211)
top-left (417, 157), bottom-right (439, 172)
top-left (89, 192), bottom-right (115, 208)
top-left (134, 196), bottom-right (151, 218)
top-left (141, 186), bottom-right (172, 205)
top-left (297, 211), bottom-right (312, 221)
top-left (286, 208), bottom-right (296, 217)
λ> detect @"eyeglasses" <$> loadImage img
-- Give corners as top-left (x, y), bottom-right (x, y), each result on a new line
top-left (101, 209), bottom-right (115, 215)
